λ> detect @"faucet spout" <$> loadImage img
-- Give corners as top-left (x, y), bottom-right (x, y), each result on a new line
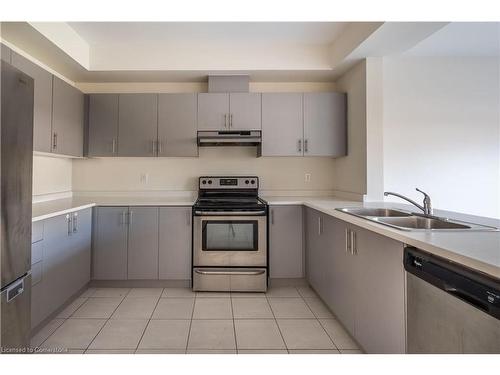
top-left (384, 188), bottom-right (433, 216)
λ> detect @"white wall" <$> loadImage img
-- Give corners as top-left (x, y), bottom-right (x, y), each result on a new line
top-left (32, 155), bottom-right (72, 197)
top-left (383, 57), bottom-right (500, 218)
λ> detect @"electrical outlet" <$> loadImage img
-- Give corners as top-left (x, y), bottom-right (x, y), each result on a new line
top-left (140, 173), bottom-right (149, 185)
top-left (305, 173), bottom-right (311, 183)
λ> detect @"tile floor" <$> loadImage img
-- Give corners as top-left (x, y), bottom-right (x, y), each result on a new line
top-left (31, 285), bottom-right (363, 354)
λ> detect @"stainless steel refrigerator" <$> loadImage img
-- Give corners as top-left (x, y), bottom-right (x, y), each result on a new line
top-left (0, 61), bottom-right (33, 352)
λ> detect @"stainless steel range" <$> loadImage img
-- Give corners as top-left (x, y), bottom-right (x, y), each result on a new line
top-left (192, 176), bottom-right (268, 292)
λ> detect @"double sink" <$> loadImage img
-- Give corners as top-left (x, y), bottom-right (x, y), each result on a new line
top-left (336, 208), bottom-right (498, 231)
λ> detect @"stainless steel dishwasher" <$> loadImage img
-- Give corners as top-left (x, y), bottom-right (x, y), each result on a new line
top-left (404, 247), bottom-right (500, 354)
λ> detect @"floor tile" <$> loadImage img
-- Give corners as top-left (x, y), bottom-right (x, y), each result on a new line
top-left (92, 288), bottom-right (130, 298)
top-left (265, 286), bottom-right (301, 298)
top-left (188, 320), bottom-right (235, 350)
top-left (340, 349), bottom-right (364, 354)
top-left (88, 319), bottom-right (148, 350)
top-left (296, 286), bottom-right (318, 298)
top-left (234, 320), bottom-right (285, 349)
top-left (193, 298), bottom-right (232, 319)
top-left (136, 349), bottom-right (186, 354)
top-left (56, 298), bottom-right (88, 319)
top-left (232, 298), bottom-right (273, 319)
top-left (30, 319), bottom-right (65, 347)
top-left (80, 288), bottom-right (96, 298)
top-left (196, 292), bottom-right (231, 298)
top-left (41, 319), bottom-right (106, 350)
top-left (127, 288), bottom-right (163, 298)
top-left (277, 319), bottom-right (335, 350)
top-left (289, 349), bottom-right (340, 354)
top-left (152, 298), bottom-right (194, 319)
top-left (319, 319), bottom-right (359, 350)
top-left (111, 297), bottom-right (158, 319)
top-left (85, 349), bottom-right (135, 354)
top-left (138, 320), bottom-right (190, 349)
top-left (268, 298), bottom-right (315, 318)
top-left (187, 349), bottom-right (236, 354)
top-left (162, 287), bottom-right (196, 298)
top-left (231, 292), bottom-right (266, 298)
top-left (72, 297), bottom-right (123, 319)
top-left (238, 349), bottom-right (288, 354)
top-left (303, 298), bottom-right (334, 318)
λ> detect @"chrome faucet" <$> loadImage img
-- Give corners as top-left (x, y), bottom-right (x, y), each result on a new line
top-left (384, 188), bottom-right (433, 216)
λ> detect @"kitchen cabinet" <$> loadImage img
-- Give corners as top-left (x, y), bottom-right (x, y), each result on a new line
top-left (303, 92), bottom-right (347, 157)
top-left (305, 208), bottom-right (325, 293)
top-left (269, 205), bottom-right (303, 278)
top-left (261, 93), bottom-right (303, 156)
top-left (92, 207), bottom-right (129, 280)
top-left (1, 43), bottom-right (11, 63)
top-left (87, 94), bottom-right (119, 156)
top-left (197, 93), bottom-right (229, 130)
top-left (11, 52), bottom-right (54, 153)
top-left (68, 209), bottom-right (92, 291)
top-left (158, 207), bottom-right (192, 280)
top-left (118, 94), bottom-right (158, 156)
top-left (229, 93), bottom-right (261, 130)
top-left (158, 93), bottom-right (198, 157)
top-left (127, 207), bottom-right (159, 279)
top-left (52, 77), bottom-right (84, 157)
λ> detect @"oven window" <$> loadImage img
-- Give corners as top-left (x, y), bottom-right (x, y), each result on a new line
top-left (202, 220), bottom-right (258, 251)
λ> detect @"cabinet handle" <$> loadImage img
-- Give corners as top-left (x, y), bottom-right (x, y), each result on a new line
top-left (66, 214), bottom-right (72, 236)
top-left (230, 113), bottom-right (233, 128)
top-left (158, 140), bottom-right (162, 155)
top-left (318, 216), bottom-right (322, 235)
top-left (304, 139), bottom-right (308, 153)
top-left (298, 139), bottom-right (302, 152)
top-left (52, 133), bottom-right (58, 150)
top-left (186, 210), bottom-right (191, 226)
top-left (271, 209), bottom-right (275, 225)
top-left (121, 211), bottom-right (126, 225)
top-left (345, 228), bottom-right (350, 253)
top-left (73, 212), bottom-right (78, 233)
top-left (350, 230), bottom-right (357, 255)
top-left (151, 140), bottom-right (156, 155)
top-left (112, 139), bottom-right (116, 154)
top-left (224, 113), bottom-right (227, 128)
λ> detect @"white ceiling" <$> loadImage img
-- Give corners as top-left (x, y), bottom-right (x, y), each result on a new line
top-left (404, 22), bottom-right (500, 56)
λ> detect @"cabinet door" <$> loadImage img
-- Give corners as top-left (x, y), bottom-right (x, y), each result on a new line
top-left (354, 225), bottom-right (405, 353)
top-left (305, 208), bottom-right (323, 291)
top-left (127, 207), bottom-right (159, 279)
top-left (158, 207), bottom-right (192, 280)
top-left (11, 52), bottom-right (53, 153)
top-left (118, 94), bottom-right (158, 156)
top-left (1, 43), bottom-right (11, 63)
top-left (158, 93), bottom-right (198, 157)
top-left (52, 77), bottom-right (84, 156)
top-left (304, 92), bottom-right (347, 157)
top-left (269, 205), bottom-right (303, 278)
top-left (69, 209), bottom-right (92, 291)
top-left (92, 207), bottom-right (128, 280)
top-left (229, 93), bottom-right (261, 130)
top-left (261, 93), bottom-right (303, 156)
top-left (88, 94), bottom-right (119, 156)
top-left (197, 93), bottom-right (229, 130)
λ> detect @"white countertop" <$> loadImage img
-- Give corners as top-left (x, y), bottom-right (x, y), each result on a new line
top-left (32, 194), bottom-right (500, 280)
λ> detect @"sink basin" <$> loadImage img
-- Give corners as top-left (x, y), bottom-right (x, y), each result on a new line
top-left (375, 216), bottom-right (471, 230)
top-left (338, 207), bottom-right (411, 217)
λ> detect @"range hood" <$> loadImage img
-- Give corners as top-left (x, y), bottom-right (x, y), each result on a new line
top-left (197, 130), bottom-right (262, 147)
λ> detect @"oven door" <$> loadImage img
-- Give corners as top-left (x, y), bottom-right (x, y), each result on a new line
top-left (193, 215), bottom-right (267, 267)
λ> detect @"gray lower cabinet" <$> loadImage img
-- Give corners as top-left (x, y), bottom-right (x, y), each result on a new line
top-left (197, 93), bottom-right (229, 130)
top-left (118, 94), bottom-right (158, 156)
top-left (261, 93), bottom-right (304, 156)
top-left (158, 93), bottom-right (198, 157)
top-left (269, 205), bottom-right (303, 278)
top-left (68, 209), bottom-right (92, 291)
top-left (11, 51), bottom-right (54, 153)
top-left (158, 207), bottom-right (192, 280)
top-left (229, 93), bottom-right (261, 130)
top-left (305, 208), bottom-right (325, 293)
top-left (92, 207), bottom-right (128, 280)
top-left (303, 92), bottom-right (347, 157)
top-left (1, 43), bottom-right (11, 63)
top-left (88, 94), bottom-right (119, 156)
top-left (127, 207), bottom-right (159, 279)
top-left (52, 77), bottom-right (84, 157)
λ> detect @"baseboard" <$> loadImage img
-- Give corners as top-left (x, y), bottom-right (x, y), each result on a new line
top-left (89, 279), bottom-right (191, 288)
top-left (269, 278), bottom-right (308, 287)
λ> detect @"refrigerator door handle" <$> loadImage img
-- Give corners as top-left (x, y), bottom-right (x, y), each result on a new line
top-left (6, 277), bottom-right (25, 303)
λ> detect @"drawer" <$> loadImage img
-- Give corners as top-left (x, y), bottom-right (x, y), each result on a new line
top-left (193, 268), bottom-right (267, 292)
top-left (32, 261), bottom-right (43, 286)
top-left (31, 241), bottom-right (44, 265)
top-left (32, 221), bottom-right (44, 243)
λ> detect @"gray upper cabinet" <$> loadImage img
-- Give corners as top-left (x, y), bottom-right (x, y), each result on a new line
top-left (88, 94), bottom-right (119, 156)
top-left (1, 43), bottom-right (11, 63)
top-left (197, 93), bottom-right (229, 130)
top-left (52, 77), bottom-right (84, 157)
top-left (118, 94), bottom-right (158, 156)
top-left (158, 207), bottom-right (192, 280)
top-left (92, 207), bottom-right (128, 280)
top-left (304, 92), bottom-right (347, 157)
top-left (229, 93), bottom-right (261, 130)
top-left (127, 207), bottom-right (159, 279)
top-left (261, 93), bottom-right (303, 156)
top-left (269, 205), bottom-right (303, 278)
top-left (158, 93), bottom-right (198, 157)
top-left (12, 52), bottom-right (53, 153)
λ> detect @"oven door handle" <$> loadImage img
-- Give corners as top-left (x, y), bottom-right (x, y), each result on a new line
top-left (194, 210), bottom-right (267, 216)
top-left (194, 269), bottom-right (266, 276)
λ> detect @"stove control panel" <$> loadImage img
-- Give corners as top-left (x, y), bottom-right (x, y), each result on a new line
top-left (199, 176), bottom-right (259, 189)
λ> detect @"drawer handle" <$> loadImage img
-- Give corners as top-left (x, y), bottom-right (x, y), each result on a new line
top-left (195, 269), bottom-right (265, 276)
